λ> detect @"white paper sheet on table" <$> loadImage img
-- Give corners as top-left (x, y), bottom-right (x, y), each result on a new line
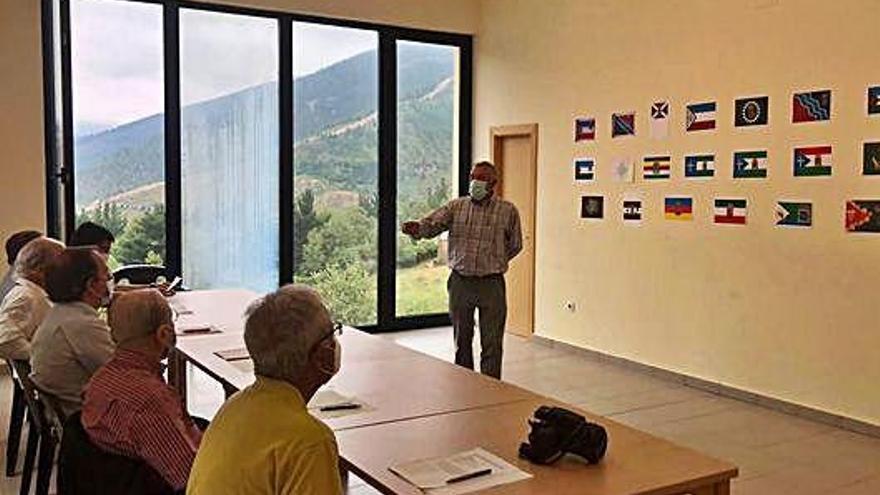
top-left (389, 448), bottom-right (532, 495)
top-left (308, 389), bottom-right (372, 419)
top-left (168, 297), bottom-right (193, 315)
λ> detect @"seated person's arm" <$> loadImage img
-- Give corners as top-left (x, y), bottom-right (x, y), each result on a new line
top-left (0, 293), bottom-right (35, 360)
top-left (130, 408), bottom-right (202, 492)
top-left (280, 440), bottom-right (343, 495)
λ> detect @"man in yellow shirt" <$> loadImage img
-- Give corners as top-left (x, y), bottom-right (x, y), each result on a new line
top-left (187, 285), bottom-right (343, 495)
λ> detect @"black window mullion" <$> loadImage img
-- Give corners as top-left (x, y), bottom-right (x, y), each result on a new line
top-left (458, 37), bottom-right (474, 197)
top-left (40, 0), bottom-right (60, 238)
top-left (279, 17), bottom-right (294, 286)
top-left (59, 0), bottom-right (75, 240)
top-left (164, 2), bottom-right (182, 278)
top-left (377, 31), bottom-right (398, 328)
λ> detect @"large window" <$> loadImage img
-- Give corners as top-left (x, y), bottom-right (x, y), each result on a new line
top-left (45, 0), bottom-right (472, 331)
top-left (292, 23), bottom-right (379, 325)
top-left (396, 41), bottom-right (460, 318)
top-left (180, 9), bottom-right (279, 292)
top-left (70, 0), bottom-right (165, 270)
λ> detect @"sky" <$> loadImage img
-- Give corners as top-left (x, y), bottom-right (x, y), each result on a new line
top-left (71, 0), bottom-right (376, 133)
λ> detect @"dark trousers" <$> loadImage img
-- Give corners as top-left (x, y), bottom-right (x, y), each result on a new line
top-left (448, 271), bottom-right (507, 379)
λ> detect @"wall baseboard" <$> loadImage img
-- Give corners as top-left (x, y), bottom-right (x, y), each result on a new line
top-left (531, 335), bottom-right (880, 439)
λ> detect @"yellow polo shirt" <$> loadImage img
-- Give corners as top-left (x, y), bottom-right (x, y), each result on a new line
top-left (187, 377), bottom-right (343, 495)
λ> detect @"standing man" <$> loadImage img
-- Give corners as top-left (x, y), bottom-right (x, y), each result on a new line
top-left (402, 161), bottom-right (522, 379)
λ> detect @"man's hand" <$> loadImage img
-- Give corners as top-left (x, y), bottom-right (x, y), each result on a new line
top-left (401, 221), bottom-right (420, 237)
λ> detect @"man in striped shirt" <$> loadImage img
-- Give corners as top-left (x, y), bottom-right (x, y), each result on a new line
top-left (402, 161), bottom-right (522, 378)
top-left (82, 289), bottom-right (202, 492)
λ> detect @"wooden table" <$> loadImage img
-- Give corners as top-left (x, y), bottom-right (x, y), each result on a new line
top-left (169, 290), bottom-right (737, 494)
top-left (336, 398), bottom-right (737, 495)
top-left (174, 329), bottom-right (539, 431)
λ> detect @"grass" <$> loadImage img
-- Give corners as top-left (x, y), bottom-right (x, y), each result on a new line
top-left (396, 262), bottom-right (449, 316)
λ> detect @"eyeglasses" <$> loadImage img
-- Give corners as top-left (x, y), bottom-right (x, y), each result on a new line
top-left (312, 321), bottom-right (343, 351)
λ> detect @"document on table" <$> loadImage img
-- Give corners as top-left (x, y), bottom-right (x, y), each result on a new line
top-left (168, 297), bottom-right (193, 315)
top-left (389, 448), bottom-right (531, 494)
top-left (308, 388), bottom-right (371, 419)
top-left (175, 319), bottom-right (221, 335)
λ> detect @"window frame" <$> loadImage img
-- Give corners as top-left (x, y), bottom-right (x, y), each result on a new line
top-left (41, 0), bottom-right (473, 332)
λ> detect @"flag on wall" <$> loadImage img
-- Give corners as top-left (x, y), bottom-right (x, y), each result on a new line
top-left (869, 87), bottom-right (880, 115)
top-left (685, 102), bottom-right (716, 131)
top-left (684, 154), bottom-right (715, 178)
top-left (574, 158), bottom-right (595, 181)
top-left (650, 101), bottom-right (669, 139)
top-left (733, 150), bottom-right (768, 179)
top-left (792, 90), bottom-right (831, 123)
top-left (775, 201), bottom-right (812, 228)
top-left (574, 117), bottom-right (596, 141)
top-left (734, 96), bottom-right (769, 127)
top-left (863, 142), bottom-right (880, 176)
top-left (643, 155), bottom-right (671, 180)
top-left (793, 146), bottom-right (832, 177)
top-left (623, 199), bottom-right (643, 223)
top-left (714, 198), bottom-right (747, 225)
top-left (612, 112), bottom-right (636, 138)
top-left (581, 196), bottom-right (604, 219)
top-left (664, 197), bottom-right (693, 221)
top-left (845, 200), bottom-right (880, 233)
top-left (612, 156), bottom-right (634, 182)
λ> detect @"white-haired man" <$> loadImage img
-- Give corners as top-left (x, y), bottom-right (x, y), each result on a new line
top-left (0, 237), bottom-right (64, 360)
top-left (188, 285), bottom-right (343, 495)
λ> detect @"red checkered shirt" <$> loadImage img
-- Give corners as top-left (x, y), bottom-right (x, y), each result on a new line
top-left (82, 348), bottom-right (202, 490)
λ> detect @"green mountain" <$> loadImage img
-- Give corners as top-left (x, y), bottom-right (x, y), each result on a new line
top-left (75, 43), bottom-right (456, 208)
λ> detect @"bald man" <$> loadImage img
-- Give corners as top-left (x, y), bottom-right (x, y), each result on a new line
top-left (82, 290), bottom-right (202, 492)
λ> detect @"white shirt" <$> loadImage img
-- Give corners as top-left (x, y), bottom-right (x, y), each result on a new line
top-left (30, 301), bottom-right (115, 416)
top-left (0, 278), bottom-right (51, 360)
top-left (0, 270), bottom-right (16, 304)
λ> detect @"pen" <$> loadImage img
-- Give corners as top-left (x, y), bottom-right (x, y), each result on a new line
top-left (446, 468), bottom-right (492, 484)
top-left (319, 403), bottom-right (362, 412)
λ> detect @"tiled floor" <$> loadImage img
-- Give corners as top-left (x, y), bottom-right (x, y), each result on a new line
top-left (2, 327), bottom-right (879, 494)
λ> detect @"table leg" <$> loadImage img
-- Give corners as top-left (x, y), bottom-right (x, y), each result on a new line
top-left (222, 382), bottom-right (237, 400)
top-left (168, 350), bottom-right (188, 400)
top-left (339, 460), bottom-right (350, 492)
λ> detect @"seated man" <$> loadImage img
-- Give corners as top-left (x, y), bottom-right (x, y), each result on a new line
top-left (69, 221), bottom-right (115, 256)
top-left (30, 247), bottom-right (115, 416)
top-left (188, 285), bottom-right (343, 495)
top-left (0, 230), bottom-right (42, 302)
top-left (0, 237), bottom-right (64, 359)
top-left (82, 289), bottom-right (202, 492)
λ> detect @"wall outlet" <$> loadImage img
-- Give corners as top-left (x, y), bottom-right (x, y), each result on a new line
top-left (564, 301), bottom-right (576, 312)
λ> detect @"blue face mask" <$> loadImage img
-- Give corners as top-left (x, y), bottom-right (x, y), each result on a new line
top-left (469, 180), bottom-right (490, 201)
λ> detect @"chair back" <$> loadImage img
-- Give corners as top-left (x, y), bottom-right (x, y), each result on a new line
top-left (112, 265), bottom-right (168, 285)
top-left (10, 360), bottom-right (53, 439)
top-left (57, 412), bottom-right (176, 495)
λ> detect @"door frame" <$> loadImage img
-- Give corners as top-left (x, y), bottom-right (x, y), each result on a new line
top-left (489, 123), bottom-right (537, 336)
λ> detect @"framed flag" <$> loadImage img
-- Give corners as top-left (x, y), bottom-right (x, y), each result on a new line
top-left (581, 196), bottom-right (604, 219)
top-left (664, 197), bottom-right (693, 221)
top-left (863, 142), bottom-right (880, 176)
top-left (574, 158), bottom-right (595, 181)
top-left (793, 146), bottom-right (832, 177)
top-left (845, 200), bottom-right (880, 233)
top-left (868, 86), bottom-right (880, 115)
top-left (612, 112), bottom-right (636, 138)
top-left (575, 117), bottom-right (596, 142)
top-left (650, 101), bottom-right (669, 139)
top-left (775, 201), bottom-right (812, 228)
top-left (734, 96), bottom-right (769, 127)
top-left (685, 102), bottom-right (716, 132)
top-left (714, 198), bottom-right (747, 225)
top-left (643, 155), bottom-right (671, 180)
top-left (623, 199), bottom-right (643, 224)
top-left (612, 156), bottom-right (634, 183)
top-left (792, 90), bottom-right (831, 123)
top-left (684, 154), bottom-right (715, 178)
top-left (733, 150), bottom-right (768, 179)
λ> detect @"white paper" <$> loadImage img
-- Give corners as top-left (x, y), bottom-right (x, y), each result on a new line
top-left (175, 318), bottom-right (218, 335)
top-left (168, 297), bottom-right (193, 315)
top-left (389, 448), bottom-right (532, 494)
